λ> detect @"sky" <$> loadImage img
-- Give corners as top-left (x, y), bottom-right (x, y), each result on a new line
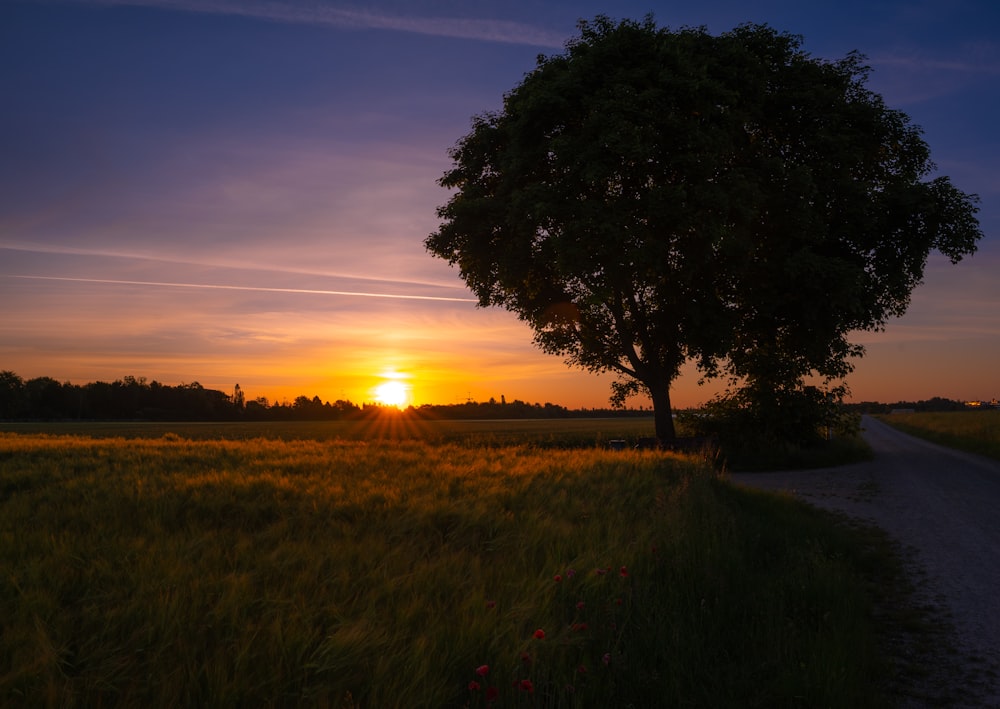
top-left (1, 0), bottom-right (998, 409)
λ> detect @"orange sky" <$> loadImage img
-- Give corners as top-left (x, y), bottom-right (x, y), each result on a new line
top-left (3, 250), bottom-right (997, 410)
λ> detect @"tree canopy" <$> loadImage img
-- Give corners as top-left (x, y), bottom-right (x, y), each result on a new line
top-left (426, 16), bottom-right (982, 441)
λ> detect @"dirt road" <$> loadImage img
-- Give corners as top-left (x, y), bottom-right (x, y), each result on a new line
top-left (730, 415), bottom-right (1000, 707)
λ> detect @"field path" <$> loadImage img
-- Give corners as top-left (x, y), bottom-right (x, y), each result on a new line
top-left (730, 415), bottom-right (1000, 707)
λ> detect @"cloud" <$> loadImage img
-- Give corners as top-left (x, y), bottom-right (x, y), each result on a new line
top-left (872, 47), bottom-right (1000, 77)
top-left (867, 41), bottom-right (1000, 104)
top-left (0, 242), bottom-right (466, 292)
top-left (68, 0), bottom-right (566, 47)
top-left (0, 121), bottom-right (465, 291)
top-left (1, 274), bottom-right (477, 303)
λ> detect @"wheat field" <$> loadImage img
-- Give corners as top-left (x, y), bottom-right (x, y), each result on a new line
top-left (2, 428), bottom-right (892, 707)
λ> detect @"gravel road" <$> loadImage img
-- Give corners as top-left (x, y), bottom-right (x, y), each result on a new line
top-left (729, 415), bottom-right (1000, 707)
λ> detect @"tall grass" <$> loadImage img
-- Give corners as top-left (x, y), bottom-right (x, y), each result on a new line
top-left (2, 432), bottom-right (893, 706)
top-left (878, 410), bottom-right (1000, 460)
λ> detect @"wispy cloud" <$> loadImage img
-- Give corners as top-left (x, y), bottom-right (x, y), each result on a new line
top-left (867, 41), bottom-right (1000, 103)
top-left (2, 274), bottom-right (478, 302)
top-left (872, 51), bottom-right (1000, 77)
top-left (0, 243), bottom-right (466, 291)
top-left (67, 0), bottom-right (566, 47)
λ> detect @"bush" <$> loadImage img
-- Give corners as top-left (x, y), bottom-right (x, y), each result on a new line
top-left (682, 384), bottom-right (862, 469)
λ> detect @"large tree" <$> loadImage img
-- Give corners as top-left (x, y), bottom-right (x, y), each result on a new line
top-left (426, 16), bottom-right (982, 440)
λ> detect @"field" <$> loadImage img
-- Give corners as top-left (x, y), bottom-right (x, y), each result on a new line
top-left (0, 417), bottom-right (657, 448)
top-left (877, 409), bottom-right (1000, 461)
top-left (2, 418), bottom-right (903, 707)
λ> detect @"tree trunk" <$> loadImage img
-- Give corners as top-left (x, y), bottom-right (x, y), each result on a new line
top-left (649, 385), bottom-right (676, 441)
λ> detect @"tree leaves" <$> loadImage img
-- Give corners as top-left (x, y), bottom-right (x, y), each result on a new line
top-left (426, 16), bottom-right (982, 441)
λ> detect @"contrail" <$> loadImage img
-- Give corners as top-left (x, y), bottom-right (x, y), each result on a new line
top-left (0, 243), bottom-right (465, 291)
top-left (872, 53), bottom-right (1000, 76)
top-left (4, 274), bottom-right (478, 303)
top-left (66, 0), bottom-right (566, 48)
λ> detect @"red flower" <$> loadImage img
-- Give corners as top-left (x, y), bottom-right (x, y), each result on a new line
top-left (485, 600), bottom-right (497, 609)
top-left (520, 651), bottom-right (532, 665)
top-left (468, 680), bottom-right (481, 691)
top-left (486, 686), bottom-right (499, 702)
top-left (595, 568), bottom-right (607, 575)
top-left (577, 664), bottom-right (587, 674)
top-left (572, 622), bottom-right (588, 631)
top-left (533, 628), bottom-right (545, 639)
top-left (519, 679), bottom-right (534, 693)
top-left (619, 565), bottom-right (628, 577)
top-left (575, 601), bottom-right (585, 611)
top-left (475, 664), bottom-right (489, 677)
top-left (602, 652), bottom-right (612, 666)
top-left (553, 574), bottom-right (562, 583)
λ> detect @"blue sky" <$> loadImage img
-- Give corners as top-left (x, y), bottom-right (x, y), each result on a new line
top-left (1, 0), bottom-right (998, 407)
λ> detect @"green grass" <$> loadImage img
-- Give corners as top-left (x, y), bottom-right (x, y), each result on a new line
top-left (876, 410), bottom-right (1000, 461)
top-left (0, 427), bottom-right (915, 707)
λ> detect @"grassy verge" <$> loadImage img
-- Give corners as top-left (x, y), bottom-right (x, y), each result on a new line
top-left (876, 410), bottom-right (1000, 461)
top-left (1, 431), bottom-right (910, 706)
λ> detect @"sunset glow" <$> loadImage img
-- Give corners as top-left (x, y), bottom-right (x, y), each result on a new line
top-left (0, 1), bottom-right (996, 408)
top-left (374, 379), bottom-right (409, 408)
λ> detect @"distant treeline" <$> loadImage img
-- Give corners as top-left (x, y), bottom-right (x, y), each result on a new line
top-left (0, 371), bottom-right (651, 422)
top-left (1, 370), bottom-right (984, 422)
top-left (845, 397), bottom-right (978, 414)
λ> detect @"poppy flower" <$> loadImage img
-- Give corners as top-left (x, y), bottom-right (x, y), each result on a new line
top-left (576, 601), bottom-right (585, 611)
top-left (468, 680), bottom-right (481, 691)
top-left (475, 664), bottom-right (489, 677)
top-left (602, 652), bottom-right (612, 666)
top-left (486, 686), bottom-right (499, 701)
top-left (485, 600), bottom-right (496, 609)
top-left (519, 679), bottom-right (534, 693)
top-left (533, 628), bottom-right (545, 639)
top-left (619, 566), bottom-right (628, 577)
top-left (553, 574), bottom-right (562, 583)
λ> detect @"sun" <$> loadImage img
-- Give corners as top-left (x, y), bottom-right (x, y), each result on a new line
top-left (374, 379), bottom-right (409, 408)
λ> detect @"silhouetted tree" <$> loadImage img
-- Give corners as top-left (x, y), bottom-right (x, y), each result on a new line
top-left (232, 383), bottom-right (245, 411)
top-left (426, 16), bottom-right (982, 441)
top-left (25, 377), bottom-right (67, 419)
top-left (0, 370), bottom-right (26, 419)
